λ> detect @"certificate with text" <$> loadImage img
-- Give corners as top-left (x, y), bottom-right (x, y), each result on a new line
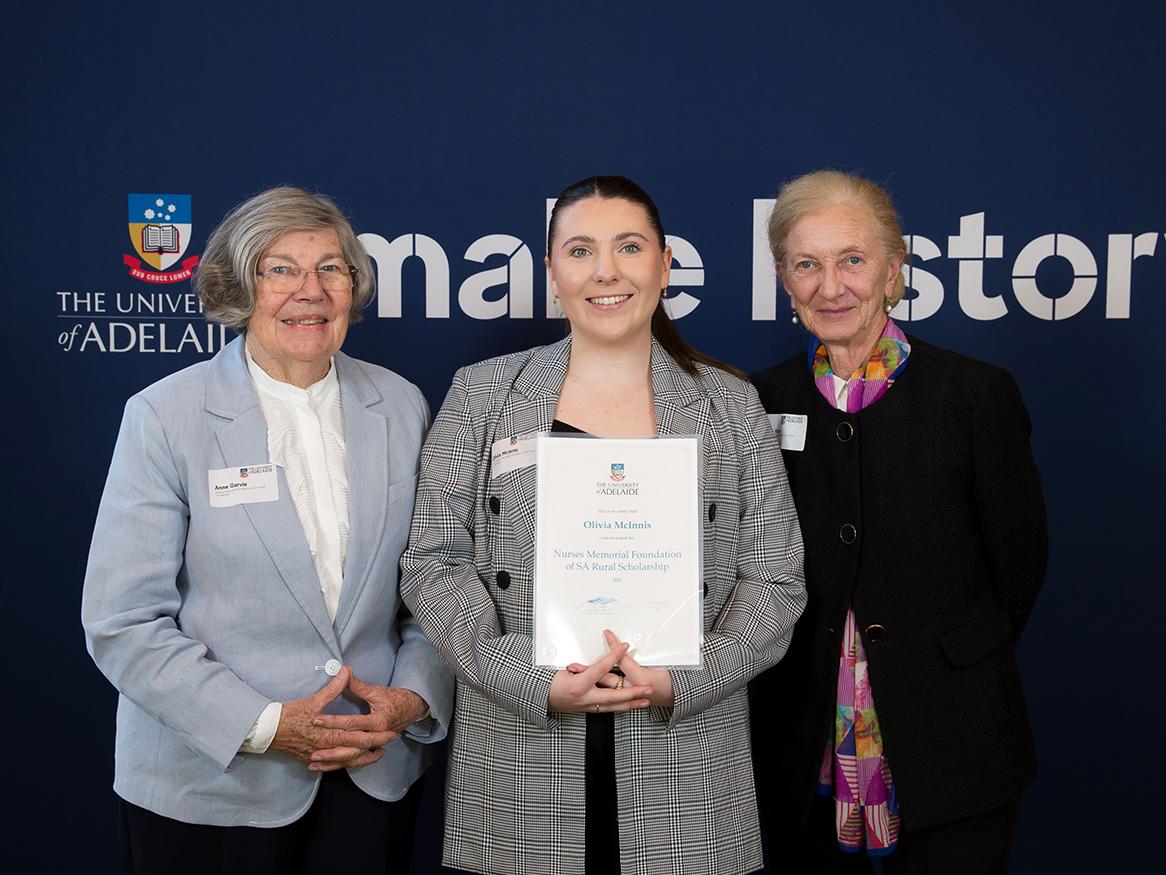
top-left (534, 433), bottom-right (702, 668)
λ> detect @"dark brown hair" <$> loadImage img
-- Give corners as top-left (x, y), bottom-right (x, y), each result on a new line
top-left (547, 176), bottom-right (745, 380)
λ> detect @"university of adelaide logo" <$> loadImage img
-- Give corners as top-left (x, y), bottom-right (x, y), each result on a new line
top-left (124, 193), bottom-right (199, 283)
top-left (597, 462), bottom-right (638, 496)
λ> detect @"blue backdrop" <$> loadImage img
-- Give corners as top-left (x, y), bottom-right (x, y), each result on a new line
top-left (5, 1), bottom-right (1162, 870)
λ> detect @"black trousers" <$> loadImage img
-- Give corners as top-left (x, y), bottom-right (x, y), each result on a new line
top-left (882, 798), bottom-right (1021, 875)
top-left (762, 794), bottom-right (1021, 874)
top-left (585, 711), bottom-right (620, 875)
top-left (120, 770), bottom-right (422, 875)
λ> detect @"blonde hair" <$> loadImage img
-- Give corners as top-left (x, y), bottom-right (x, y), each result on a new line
top-left (767, 170), bottom-right (908, 304)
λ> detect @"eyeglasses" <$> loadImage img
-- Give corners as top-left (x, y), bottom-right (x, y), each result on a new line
top-left (256, 263), bottom-right (356, 293)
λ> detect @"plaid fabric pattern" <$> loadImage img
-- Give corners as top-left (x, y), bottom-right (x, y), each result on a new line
top-left (400, 336), bottom-right (806, 875)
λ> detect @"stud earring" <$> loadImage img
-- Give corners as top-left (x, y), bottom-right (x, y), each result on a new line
top-left (552, 289), bottom-right (559, 303)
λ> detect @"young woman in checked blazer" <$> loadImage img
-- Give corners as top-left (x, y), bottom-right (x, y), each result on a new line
top-left (400, 176), bottom-right (807, 875)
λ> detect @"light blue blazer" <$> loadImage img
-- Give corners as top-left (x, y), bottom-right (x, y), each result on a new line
top-left (82, 336), bottom-right (453, 827)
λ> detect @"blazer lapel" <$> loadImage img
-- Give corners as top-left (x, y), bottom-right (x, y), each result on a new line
top-left (331, 353), bottom-right (387, 633)
top-left (651, 339), bottom-right (710, 440)
top-left (206, 337), bottom-right (341, 656)
top-left (490, 337), bottom-right (571, 551)
top-left (506, 336), bottom-right (571, 435)
top-left (650, 342), bottom-right (714, 545)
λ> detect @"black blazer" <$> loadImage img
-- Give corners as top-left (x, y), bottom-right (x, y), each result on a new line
top-left (749, 337), bottom-right (1046, 833)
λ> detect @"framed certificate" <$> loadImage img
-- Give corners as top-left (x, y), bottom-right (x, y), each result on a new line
top-left (534, 433), bottom-right (702, 668)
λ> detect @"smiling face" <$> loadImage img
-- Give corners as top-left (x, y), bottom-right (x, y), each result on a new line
top-left (778, 203), bottom-right (903, 365)
top-left (246, 228), bottom-right (352, 386)
top-left (545, 197), bottom-right (670, 350)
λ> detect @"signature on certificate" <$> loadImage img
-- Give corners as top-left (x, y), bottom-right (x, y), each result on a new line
top-left (582, 596), bottom-right (619, 607)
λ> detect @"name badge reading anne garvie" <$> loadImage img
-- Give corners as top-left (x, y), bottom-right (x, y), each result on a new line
top-left (208, 464), bottom-right (279, 508)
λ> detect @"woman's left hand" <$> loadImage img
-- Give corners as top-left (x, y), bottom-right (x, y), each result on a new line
top-left (308, 671), bottom-right (430, 770)
top-left (570, 630), bottom-right (675, 708)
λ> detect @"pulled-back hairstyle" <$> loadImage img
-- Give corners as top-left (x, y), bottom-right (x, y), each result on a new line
top-left (195, 186), bottom-right (374, 331)
top-left (767, 170), bottom-right (908, 304)
top-left (547, 175), bottom-right (744, 379)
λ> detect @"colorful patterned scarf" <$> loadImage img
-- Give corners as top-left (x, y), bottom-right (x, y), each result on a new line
top-left (811, 317), bottom-right (910, 856)
top-left (808, 317), bottom-right (910, 413)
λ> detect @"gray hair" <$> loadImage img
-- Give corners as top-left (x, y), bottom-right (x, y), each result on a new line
top-left (194, 186), bottom-right (375, 331)
top-left (768, 170), bottom-right (908, 305)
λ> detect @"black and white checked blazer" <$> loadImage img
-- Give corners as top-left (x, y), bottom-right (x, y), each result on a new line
top-left (401, 336), bottom-right (806, 875)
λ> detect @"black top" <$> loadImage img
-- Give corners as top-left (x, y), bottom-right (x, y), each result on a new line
top-left (552, 419), bottom-right (619, 874)
top-left (749, 337), bottom-right (1046, 833)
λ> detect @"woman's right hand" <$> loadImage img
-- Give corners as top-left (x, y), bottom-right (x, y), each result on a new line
top-left (270, 667), bottom-right (397, 769)
top-left (548, 640), bottom-right (653, 714)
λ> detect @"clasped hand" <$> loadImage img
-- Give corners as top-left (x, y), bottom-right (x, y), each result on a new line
top-left (270, 666), bottom-right (429, 772)
top-left (549, 629), bottom-right (675, 714)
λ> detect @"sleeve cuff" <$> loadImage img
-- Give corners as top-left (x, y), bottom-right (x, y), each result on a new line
top-left (240, 701), bottom-right (282, 754)
top-left (405, 706), bottom-right (437, 741)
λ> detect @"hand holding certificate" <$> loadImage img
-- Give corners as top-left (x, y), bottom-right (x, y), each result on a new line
top-left (534, 433), bottom-right (702, 668)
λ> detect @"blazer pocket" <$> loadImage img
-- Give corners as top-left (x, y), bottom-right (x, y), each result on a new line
top-left (939, 603), bottom-right (1013, 667)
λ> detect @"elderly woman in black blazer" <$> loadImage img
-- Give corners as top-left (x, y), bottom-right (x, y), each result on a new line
top-left (750, 170), bottom-right (1046, 874)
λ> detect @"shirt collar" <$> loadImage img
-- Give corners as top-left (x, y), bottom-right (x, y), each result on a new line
top-left (245, 343), bottom-right (338, 403)
top-left (830, 373), bottom-right (849, 409)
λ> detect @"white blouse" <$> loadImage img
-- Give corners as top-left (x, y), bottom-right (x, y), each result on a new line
top-left (246, 348), bottom-right (350, 617)
top-left (831, 373), bottom-right (850, 410)
top-left (240, 345), bottom-right (350, 752)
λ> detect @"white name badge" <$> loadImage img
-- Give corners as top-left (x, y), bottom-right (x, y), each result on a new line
top-left (491, 432), bottom-right (540, 480)
top-left (768, 413), bottom-right (808, 452)
top-left (208, 464), bottom-right (279, 508)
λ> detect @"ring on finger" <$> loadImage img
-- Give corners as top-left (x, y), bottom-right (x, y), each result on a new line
top-left (594, 703), bottom-right (600, 713)
top-left (615, 677), bottom-right (625, 690)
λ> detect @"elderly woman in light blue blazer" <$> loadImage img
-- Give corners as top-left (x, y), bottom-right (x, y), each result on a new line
top-left (82, 187), bottom-right (453, 875)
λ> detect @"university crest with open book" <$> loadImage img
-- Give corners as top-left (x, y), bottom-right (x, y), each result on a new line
top-left (124, 193), bottom-right (199, 283)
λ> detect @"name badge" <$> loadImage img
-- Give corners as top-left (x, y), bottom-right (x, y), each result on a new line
top-left (491, 432), bottom-right (540, 480)
top-left (208, 464), bottom-right (279, 507)
top-left (767, 413), bottom-right (807, 452)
